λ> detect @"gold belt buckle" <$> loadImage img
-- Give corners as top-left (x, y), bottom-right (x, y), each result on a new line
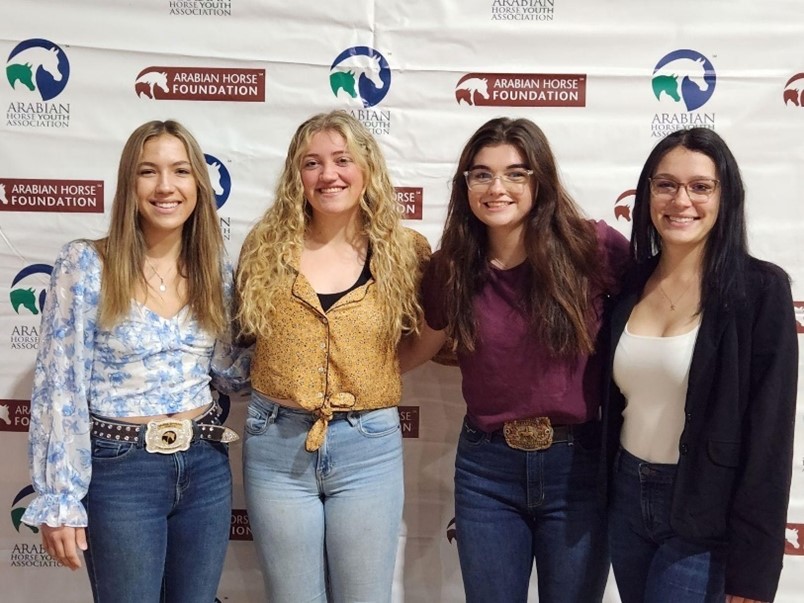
top-left (503, 417), bottom-right (553, 451)
top-left (145, 418), bottom-right (193, 454)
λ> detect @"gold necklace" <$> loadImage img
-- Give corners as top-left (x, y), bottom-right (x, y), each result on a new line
top-left (145, 258), bottom-right (168, 293)
top-left (656, 277), bottom-right (695, 311)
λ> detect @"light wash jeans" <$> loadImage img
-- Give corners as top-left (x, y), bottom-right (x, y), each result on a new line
top-left (243, 392), bottom-right (404, 603)
top-left (83, 436), bottom-right (232, 603)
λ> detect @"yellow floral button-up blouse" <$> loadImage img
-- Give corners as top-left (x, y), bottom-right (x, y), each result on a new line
top-left (251, 229), bottom-right (430, 451)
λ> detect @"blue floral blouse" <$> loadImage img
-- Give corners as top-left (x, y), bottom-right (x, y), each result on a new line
top-left (21, 240), bottom-right (251, 528)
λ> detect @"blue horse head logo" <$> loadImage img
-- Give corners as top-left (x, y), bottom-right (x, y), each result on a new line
top-left (652, 49), bottom-right (716, 112)
top-left (329, 47), bottom-right (391, 108)
top-left (10, 264), bottom-right (53, 315)
top-left (6, 39), bottom-right (70, 101)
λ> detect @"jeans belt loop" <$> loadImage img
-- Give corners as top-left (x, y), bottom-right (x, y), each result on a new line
top-left (502, 417), bottom-right (554, 451)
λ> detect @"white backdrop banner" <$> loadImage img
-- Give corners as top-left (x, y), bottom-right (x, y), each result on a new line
top-left (2, 1), bottom-right (803, 601)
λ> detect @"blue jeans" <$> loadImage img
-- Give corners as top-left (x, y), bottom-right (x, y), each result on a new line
top-left (243, 393), bottom-right (404, 603)
top-left (609, 447), bottom-right (726, 603)
top-left (83, 437), bottom-right (232, 603)
top-left (454, 417), bottom-right (609, 603)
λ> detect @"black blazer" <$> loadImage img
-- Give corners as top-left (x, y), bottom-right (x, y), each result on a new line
top-left (601, 256), bottom-right (798, 602)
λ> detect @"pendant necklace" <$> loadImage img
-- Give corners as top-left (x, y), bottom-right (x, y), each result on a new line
top-left (656, 275), bottom-right (694, 311)
top-left (145, 258), bottom-right (168, 293)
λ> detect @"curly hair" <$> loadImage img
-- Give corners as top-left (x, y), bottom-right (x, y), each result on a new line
top-left (440, 117), bottom-right (609, 357)
top-left (236, 110), bottom-right (422, 343)
top-left (95, 120), bottom-right (226, 336)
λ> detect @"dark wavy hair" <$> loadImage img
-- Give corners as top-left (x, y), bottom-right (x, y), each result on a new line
top-left (439, 117), bottom-right (608, 357)
top-left (632, 127), bottom-right (748, 309)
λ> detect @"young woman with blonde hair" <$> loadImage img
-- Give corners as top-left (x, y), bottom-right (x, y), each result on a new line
top-left (237, 110), bottom-right (429, 602)
top-left (23, 120), bottom-right (249, 603)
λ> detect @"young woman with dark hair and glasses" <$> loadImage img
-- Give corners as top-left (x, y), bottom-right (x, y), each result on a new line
top-left (400, 116), bottom-right (630, 602)
top-left (602, 127), bottom-right (797, 603)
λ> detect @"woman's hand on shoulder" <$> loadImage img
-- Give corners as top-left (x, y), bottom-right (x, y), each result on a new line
top-left (41, 524), bottom-right (87, 570)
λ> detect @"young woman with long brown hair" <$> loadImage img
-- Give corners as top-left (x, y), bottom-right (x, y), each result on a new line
top-left (401, 116), bottom-right (629, 602)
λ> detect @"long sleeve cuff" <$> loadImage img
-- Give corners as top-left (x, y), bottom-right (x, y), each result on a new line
top-left (21, 492), bottom-right (88, 528)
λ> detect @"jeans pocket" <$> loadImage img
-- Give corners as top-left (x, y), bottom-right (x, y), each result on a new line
top-left (356, 408), bottom-right (400, 438)
top-left (203, 439), bottom-right (230, 457)
top-left (244, 401), bottom-right (274, 436)
top-left (459, 420), bottom-right (487, 446)
top-left (91, 438), bottom-right (138, 462)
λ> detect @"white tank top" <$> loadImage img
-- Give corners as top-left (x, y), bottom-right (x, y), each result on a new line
top-left (613, 322), bottom-right (700, 464)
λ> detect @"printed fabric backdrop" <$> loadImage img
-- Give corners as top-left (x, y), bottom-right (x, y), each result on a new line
top-left (2, 1), bottom-right (803, 601)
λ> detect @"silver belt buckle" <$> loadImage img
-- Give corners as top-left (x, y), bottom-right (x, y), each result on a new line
top-left (145, 418), bottom-right (193, 454)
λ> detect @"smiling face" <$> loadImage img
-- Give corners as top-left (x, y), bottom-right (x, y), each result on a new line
top-left (135, 134), bottom-right (198, 240)
top-left (467, 143), bottom-right (534, 238)
top-left (650, 146), bottom-right (720, 254)
top-left (300, 129), bottom-right (365, 223)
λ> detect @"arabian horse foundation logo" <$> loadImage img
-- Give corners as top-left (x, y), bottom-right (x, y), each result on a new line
top-left (456, 76), bottom-right (490, 106)
top-left (0, 399), bottom-right (30, 432)
top-left (0, 178), bottom-right (104, 213)
top-left (651, 49), bottom-right (716, 137)
top-left (786, 523), bottom-right (804, 555)
top-left (329, 47), bottom-right (391, 108)
top-left (395, 188), bottom-right (423, 220)
top-left (611, 189), bottom-right (636, 238)
top-left (6, 39), bottom-right (71, 128)
top-left (455, 73), bottom-right (585, 107)
top-left (783, 73), bottom-right (804, 107)
top-left (793, 301), bottom-right (804, 334)
top-left (398, 406), bottom-right (420, 438)
top-left (135, 67), bottom-right (265, 102)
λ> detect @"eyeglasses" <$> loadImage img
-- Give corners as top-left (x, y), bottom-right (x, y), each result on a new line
top-left (464, 168), bottom-right (534, 192)
top-left (649, 177), bottom-right (719, 203)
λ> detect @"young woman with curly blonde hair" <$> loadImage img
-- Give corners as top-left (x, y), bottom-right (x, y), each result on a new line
top-left (237, 110), bottom-right (429, 602)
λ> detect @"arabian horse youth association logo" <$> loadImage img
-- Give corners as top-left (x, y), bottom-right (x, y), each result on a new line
top-left (652, 50), bottom-right (716, 112)
top-left (329, 47), bottom-right (391, 108)
top-left (204, 154), bottom-right (231, 209)
top-left (6, 39), bottom-right (69, 101)
top-left (10, 264), bottom-right (52, 316)
top-left (10, 485), bottom-right (38, 534)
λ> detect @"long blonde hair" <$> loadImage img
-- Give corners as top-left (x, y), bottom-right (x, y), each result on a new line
top-left (96, 120), bottom-right (227, 335)
top-left (237, 110), bottom-right (422, 342)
